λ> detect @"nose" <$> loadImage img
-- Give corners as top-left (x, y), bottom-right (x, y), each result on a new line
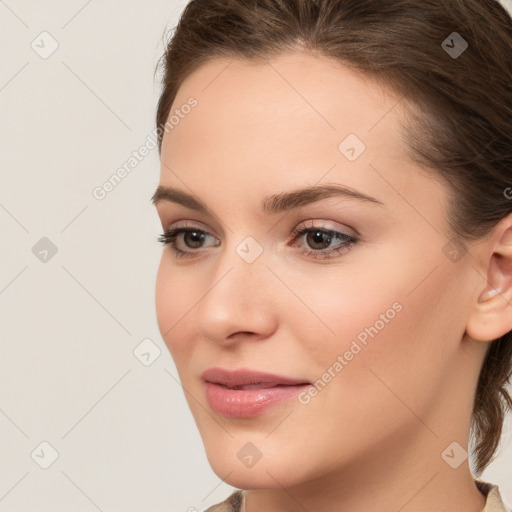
top-left (194, 241), bottom-right (278, 345)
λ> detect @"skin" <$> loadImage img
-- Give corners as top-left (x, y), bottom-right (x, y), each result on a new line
top-left (153, 51), bottom-right (512, 512)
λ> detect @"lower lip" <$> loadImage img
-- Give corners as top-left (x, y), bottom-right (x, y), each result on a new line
top-left (204, 382), bottom-right (311, 418)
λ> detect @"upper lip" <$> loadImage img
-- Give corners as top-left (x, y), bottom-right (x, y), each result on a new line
top-left (202, 367), bottom-right (311, 388)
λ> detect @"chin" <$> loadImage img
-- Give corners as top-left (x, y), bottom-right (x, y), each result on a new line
top-left (210, 462), bottom-right (299, 490)
top-left (203, 441), bottom-right (314, 490)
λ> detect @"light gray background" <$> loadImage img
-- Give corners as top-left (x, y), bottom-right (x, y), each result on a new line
top-left (1, 1), bottom-right (511, 511)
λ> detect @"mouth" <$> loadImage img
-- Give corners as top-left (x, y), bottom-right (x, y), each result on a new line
top-left (201, 366), bottom-right (311, 388)
top-left (220, 383), bottom-right (303, 390)
top-left (201, 367), bottom-right (312, 418)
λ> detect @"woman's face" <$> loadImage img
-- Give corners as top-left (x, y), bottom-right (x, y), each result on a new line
top-left (154, 52), bottom-right (484, 489)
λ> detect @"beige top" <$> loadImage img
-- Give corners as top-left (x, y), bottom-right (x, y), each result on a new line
top-left (204, 479), bottom-right (511, 512)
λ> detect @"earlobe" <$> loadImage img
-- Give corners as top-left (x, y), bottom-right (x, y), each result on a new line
top-left (466, 217), bottom-right (512, 342)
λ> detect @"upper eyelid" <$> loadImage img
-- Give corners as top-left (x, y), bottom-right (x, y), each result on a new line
top-left (166, 221), bottom-right (357, 242)
top-left (162, 219), bottom-right (216, 234)
top-left (155, 205), bottom-right (226, 237)
top-left (165, 220), bottom-right (351, 232)
top-left (291, 219), bottom-right (358, 237)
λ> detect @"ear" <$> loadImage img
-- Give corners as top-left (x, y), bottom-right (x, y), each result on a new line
top-left (466, 214), bottom-right (512, 342)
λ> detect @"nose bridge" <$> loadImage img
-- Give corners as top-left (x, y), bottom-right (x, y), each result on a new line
top-left (194, 232), bottom-right (277, 341)
top-left (209, 232), bottom-right (270, 307)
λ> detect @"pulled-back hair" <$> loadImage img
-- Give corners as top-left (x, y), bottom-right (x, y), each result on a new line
top-left (154, 0), bottom-right (512, 475)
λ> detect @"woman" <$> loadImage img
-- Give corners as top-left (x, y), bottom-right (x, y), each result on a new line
top-left (151, 1), bottom-right (512, 510)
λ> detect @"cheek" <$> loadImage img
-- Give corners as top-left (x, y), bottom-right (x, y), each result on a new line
top-left (155, 256), bottom-right (195, 360)
top-left (155, 257), bottom-right (172, 336)
top-left (281, 262), bottom-right (405, 369)
top-left (296, 246), bottom-right (463, 395)
top-left (318, 261), bottom-right (466, 423)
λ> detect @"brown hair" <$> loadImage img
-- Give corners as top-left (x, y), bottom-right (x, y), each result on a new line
top-left (154, 0), bottom-right (512, 475)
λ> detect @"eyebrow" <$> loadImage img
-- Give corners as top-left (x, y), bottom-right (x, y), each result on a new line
top-left (151, 183), bottom-right (384, 214)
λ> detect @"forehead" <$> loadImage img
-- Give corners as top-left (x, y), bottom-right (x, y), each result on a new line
top-left (164, 52), bottom-right (406, 153)
top-left (159, 52), bottom-right (424, 211)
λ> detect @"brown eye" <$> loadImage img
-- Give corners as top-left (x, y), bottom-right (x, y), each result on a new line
top-left (181, 230), bottom-right (207, 249)
top-left (305, 230), bottom-right (334, 250)
top-left (157, 226), bottom-right (219, 258)
top-left (290, 224), bottom-right (358, 260)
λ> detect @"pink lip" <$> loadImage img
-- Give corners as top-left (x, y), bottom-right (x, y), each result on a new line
top-left (202, 367), bottom-right (312, 418)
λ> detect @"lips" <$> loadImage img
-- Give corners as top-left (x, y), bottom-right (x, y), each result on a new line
top-left (201, 367), bottom-right (311, 389)
top-left (201, 367), bottom-right (312, 418)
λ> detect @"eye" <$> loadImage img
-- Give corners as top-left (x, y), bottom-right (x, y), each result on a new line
top-left (157, 223), bottom-right (219, 258)
top-left (157, 220), bottom-right (358, 260)
top-left (289, 221), bottom-right (358, 260)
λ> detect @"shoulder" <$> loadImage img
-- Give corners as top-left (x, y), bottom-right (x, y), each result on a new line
top-left (475, 479), bottom-right (512, 512)
top-left (203, 490), bottom-right (244, 512)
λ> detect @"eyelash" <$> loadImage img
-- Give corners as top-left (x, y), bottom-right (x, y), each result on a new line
top-left (157, 221), bottom-right (358, 260)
